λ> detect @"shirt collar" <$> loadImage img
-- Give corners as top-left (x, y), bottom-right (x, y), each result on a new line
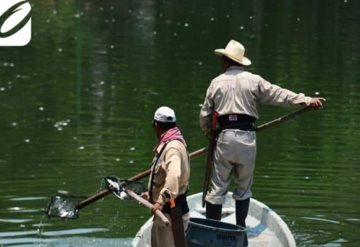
top-left (227, 66), bottom-right (244, 71)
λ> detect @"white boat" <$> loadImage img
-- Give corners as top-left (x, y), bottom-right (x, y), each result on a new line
top-left (133, 192), bottom-right (296, 247)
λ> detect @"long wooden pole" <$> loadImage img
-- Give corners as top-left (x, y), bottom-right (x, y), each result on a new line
top-left (76, 147), bottom-right (208, 210)
top-left (193, 106), bottom-right (313, 159)
top-left (256, 106), bottom-right (312, 131)
top-left (76, 106), bottom-right (312, 210)
top-left (76, 169), bottom-right (152, 209)
top-left (126, 189), bottom-right (170, 226)
top-left (202, 112), bottom-right (219, 207)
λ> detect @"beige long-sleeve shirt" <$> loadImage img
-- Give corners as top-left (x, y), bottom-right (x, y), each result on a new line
top-left (148, 140), bottom-right (190, 206)
top-left (200, 66), bottom-right (312, 134)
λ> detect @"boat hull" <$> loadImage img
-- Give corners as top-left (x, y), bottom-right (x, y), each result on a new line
top-left (133, 192), bottom-right (296, 247)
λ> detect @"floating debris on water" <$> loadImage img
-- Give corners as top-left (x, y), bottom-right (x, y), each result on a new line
top-left (60, 211), bottom-right (75, 218)
top-left (2, 62), bottom-right (15, 67)
top-left (8, 207), bottom-right (21, 211)
top-left (54, 120), bottom-right (70, 131)
top-left (57, 190), bottom-right (70, 195)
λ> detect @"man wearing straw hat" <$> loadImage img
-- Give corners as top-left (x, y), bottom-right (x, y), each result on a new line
top-left (200, 40), bottom-right (325, 238)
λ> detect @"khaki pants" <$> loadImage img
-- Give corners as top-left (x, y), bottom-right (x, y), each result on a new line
top-left (151, 212), bottom-right (190, 247)
top-left (206, 129), bottom-right (256, 205)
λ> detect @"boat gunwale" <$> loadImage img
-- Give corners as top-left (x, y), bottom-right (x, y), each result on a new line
top-left (133, 192), bottom-right (296, 247)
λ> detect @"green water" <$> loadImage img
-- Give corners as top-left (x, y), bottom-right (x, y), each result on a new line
top-left (0, 0), bottom-right (359, 246)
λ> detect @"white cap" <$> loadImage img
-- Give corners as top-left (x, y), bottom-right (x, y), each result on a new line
top-left (154, 106), bottom-right (176, 123)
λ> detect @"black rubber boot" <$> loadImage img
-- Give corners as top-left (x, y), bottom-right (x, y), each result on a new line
top-left (205, 201), bottom-right (222, 221)
top-left (236, 199), bottom-right (250, 247)
top-left (235, 199), bottom-right (250, 227)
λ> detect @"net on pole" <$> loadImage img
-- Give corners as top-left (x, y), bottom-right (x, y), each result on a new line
top-left (46, 194), bottom-right (85, 219)
top-left (46, 177), bottom-right (146, 219)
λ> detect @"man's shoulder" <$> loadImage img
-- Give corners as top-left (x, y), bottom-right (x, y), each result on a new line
top-left (236, 71), bottom-right (265, 85)
top-left (211, 73), bottom-right (224, 83)
top-left (213, 70), bottom-right (261, 80)
top-left (238, 70), bottom-right (260, 78)
top-left (166, 140), bottom-right (186, 149)
top-left (165, 140), bottom-right (187, 154)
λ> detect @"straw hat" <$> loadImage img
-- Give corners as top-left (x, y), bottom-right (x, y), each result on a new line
top-left (214, 40), bottom-right (251, 66)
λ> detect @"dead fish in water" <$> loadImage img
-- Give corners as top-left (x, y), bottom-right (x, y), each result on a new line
top-left (59, 210), bottom-right (75, 218)
top-left (57, 190), bottom-right (70, 195)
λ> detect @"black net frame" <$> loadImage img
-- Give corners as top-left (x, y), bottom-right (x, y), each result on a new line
top-left (46, 177), bottom-right (146, 219)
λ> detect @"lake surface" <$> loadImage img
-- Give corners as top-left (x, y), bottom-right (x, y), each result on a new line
top-left (0, 0), bottom-right (359, 246)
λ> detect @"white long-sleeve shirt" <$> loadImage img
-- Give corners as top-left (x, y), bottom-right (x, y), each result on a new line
top-left (200, 66), bottom-right (311, 134)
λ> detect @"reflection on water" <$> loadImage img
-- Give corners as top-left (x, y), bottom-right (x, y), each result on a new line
top-left (0, 196), bottom-right (126, 246)
top-left (0, 0), bottom-right (359, 246)
top-left (0, 237), bottom-right (132, 247)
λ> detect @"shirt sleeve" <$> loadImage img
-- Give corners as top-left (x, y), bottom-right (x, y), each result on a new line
top-left (257, 76), bottom-right (312, 106)
top-left (156, 147), bottom-right (182, 205)
top-left (199, 83), bottom-right (214, 136)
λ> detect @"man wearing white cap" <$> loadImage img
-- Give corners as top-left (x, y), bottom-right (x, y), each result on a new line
top-left (145, 106), bottom-right (190, 247)
top-left (200, 40), bottom-right (325, 236)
